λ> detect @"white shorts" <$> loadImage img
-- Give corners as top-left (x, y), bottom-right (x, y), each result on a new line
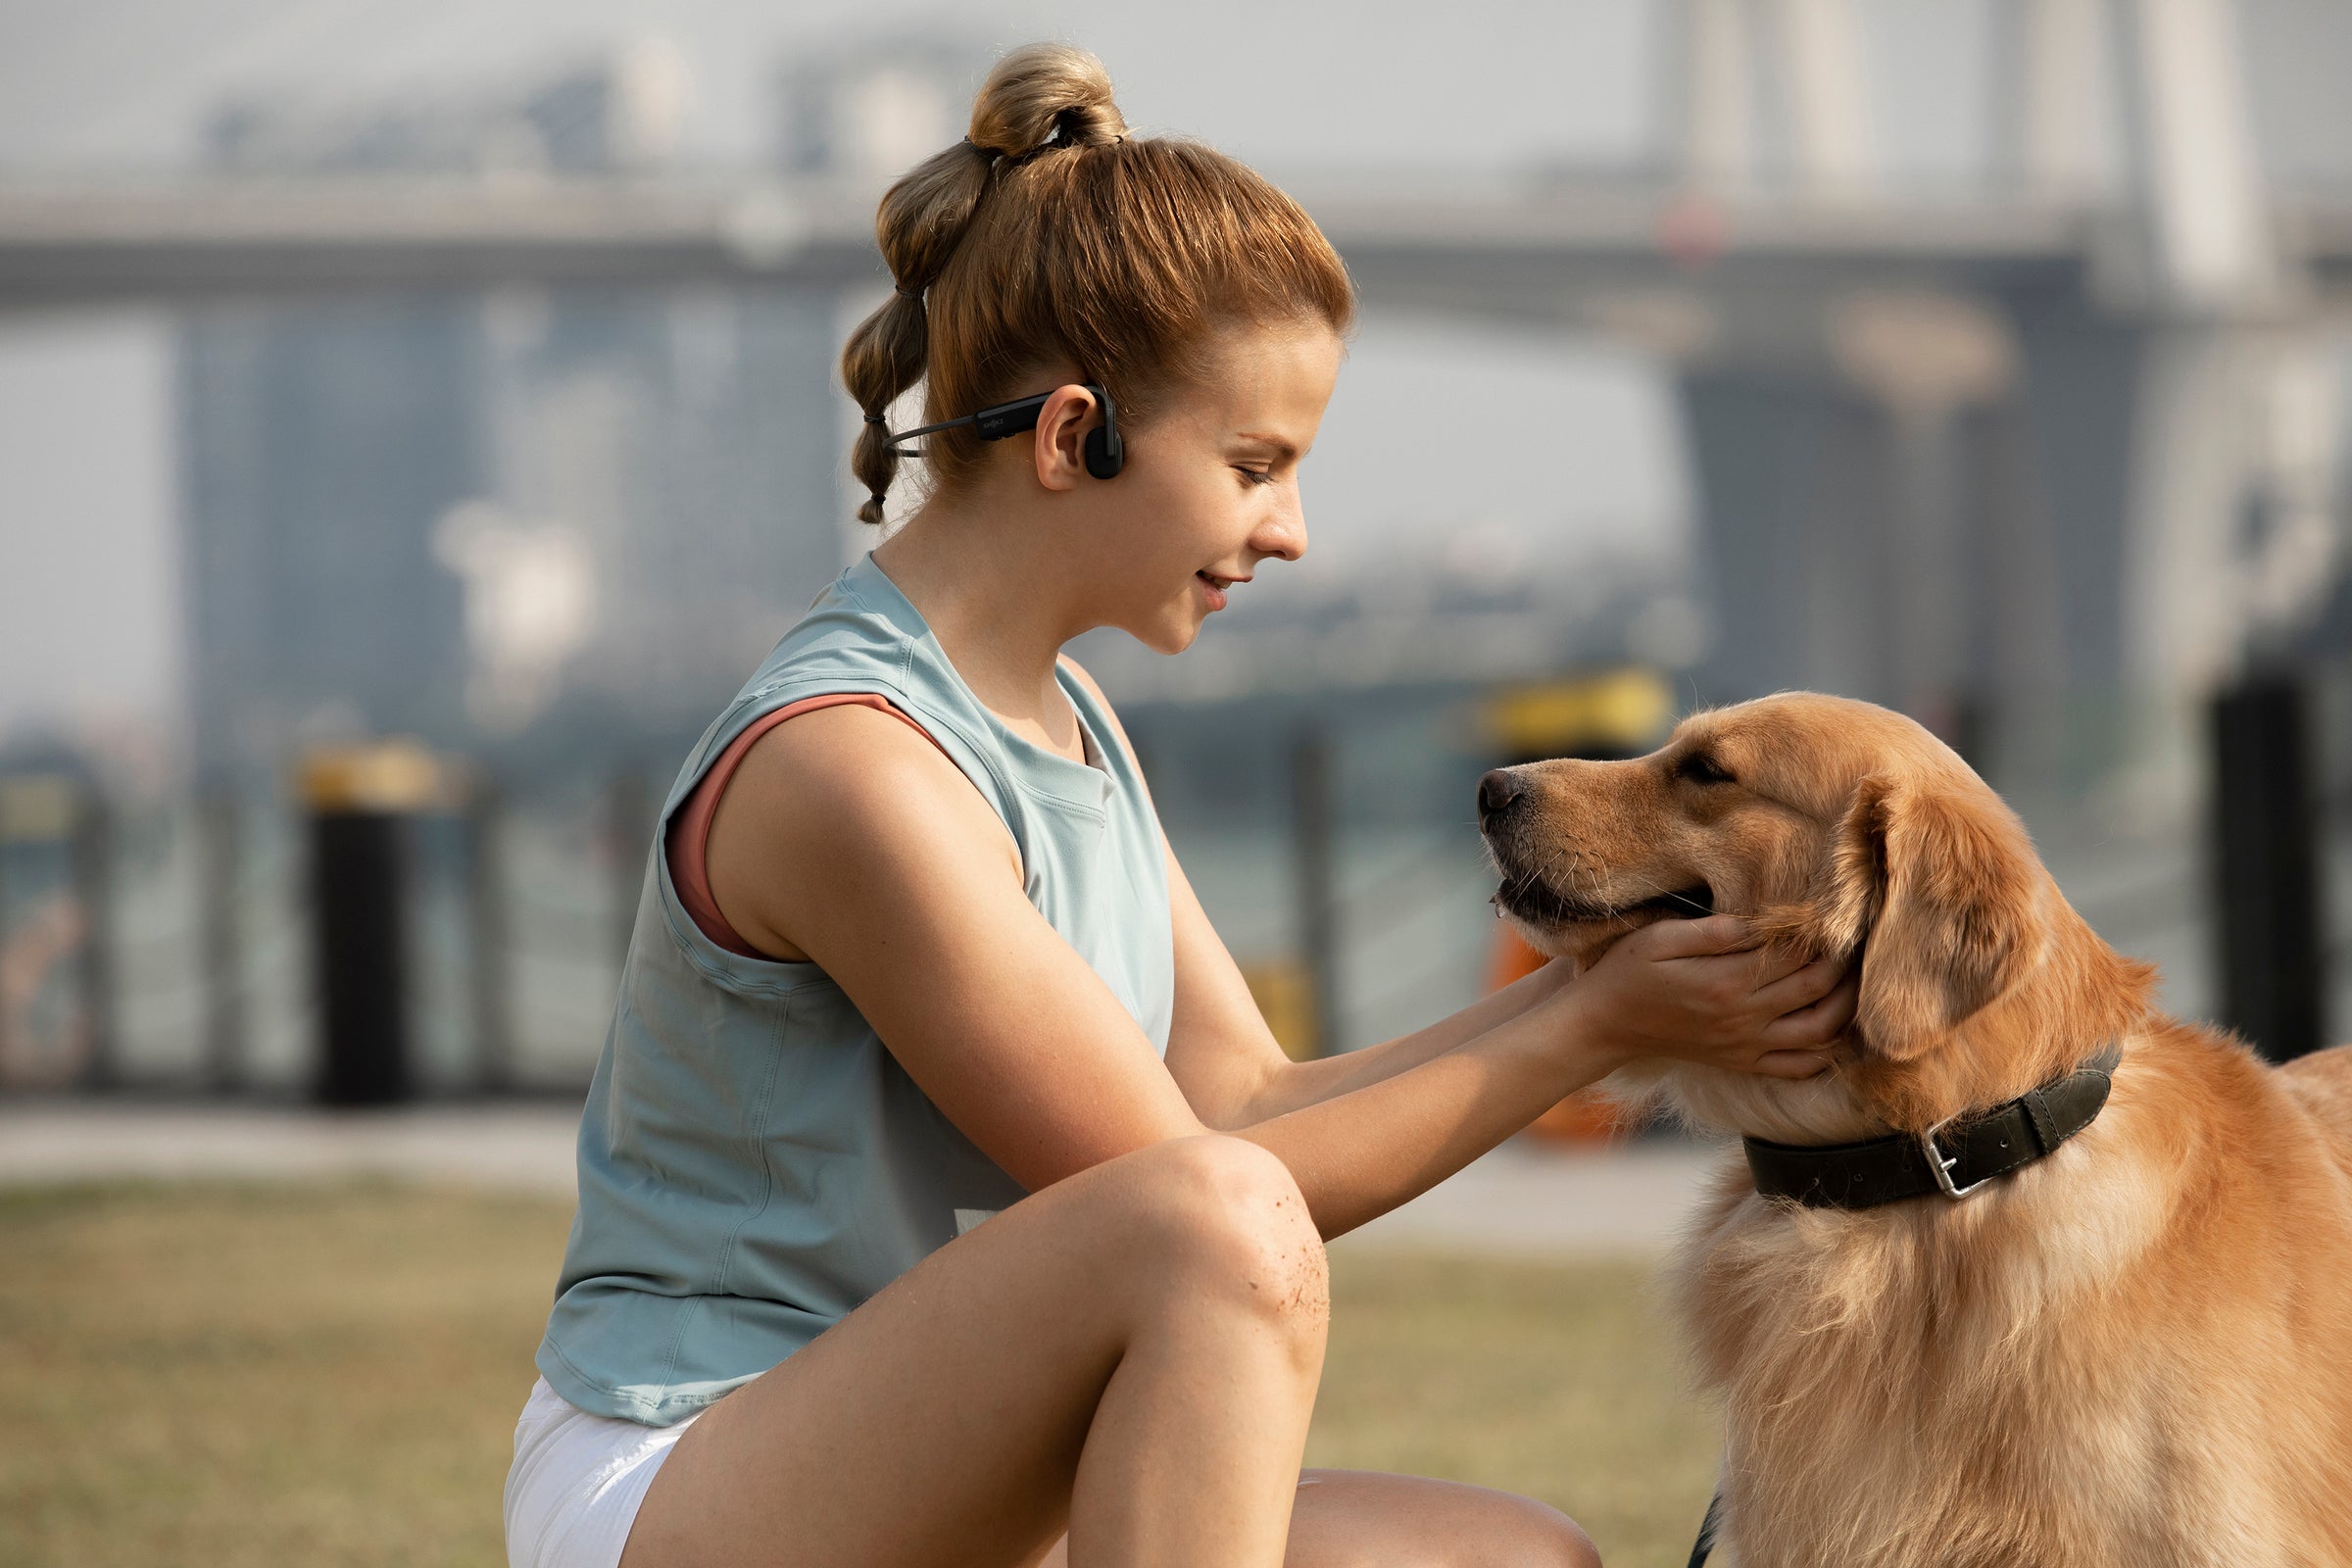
top-left (504, 1378), bottom-right (707, 1568)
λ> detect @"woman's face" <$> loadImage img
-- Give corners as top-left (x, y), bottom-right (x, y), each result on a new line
top-left (1082, 318), bottom-right (1344, 655)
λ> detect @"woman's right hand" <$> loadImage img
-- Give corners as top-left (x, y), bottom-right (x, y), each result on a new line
top-left (1550, 915), bottom-right (1852, 1080)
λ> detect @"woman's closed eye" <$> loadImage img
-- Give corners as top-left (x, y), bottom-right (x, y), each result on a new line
top-left (1233, 466), bottom-right (1276, 487)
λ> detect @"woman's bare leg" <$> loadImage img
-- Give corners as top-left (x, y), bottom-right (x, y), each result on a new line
top-left (1281, 1472), bottom-right (1597, 1568)
top-left (1036, 1471), bottom-right (1600, 1568)
top-left (619, 1134), bottom-right (1327, 1568)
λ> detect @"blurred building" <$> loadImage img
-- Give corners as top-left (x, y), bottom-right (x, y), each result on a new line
top-left (776, 34), bottom-right (983, 184)
top-left (182, 301), bottom-right (481, 774)
top-left (202, 36), bottom-right (694, 177)
top-left (180, 43), bottom-right (843, 785)
top-left (1647, 0), bottom-right (2352, 775)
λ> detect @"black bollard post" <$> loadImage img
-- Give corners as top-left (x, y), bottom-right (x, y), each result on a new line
top-left (2210, 674), bottom-right (2325, 1062)
top-left (302, 744), bottom-right (440, 1106)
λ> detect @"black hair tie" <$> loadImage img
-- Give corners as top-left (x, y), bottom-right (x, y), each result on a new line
top-left (862, 413), bottom-right (887, 426)
top-left (894, 285), bottom-right (920, 301)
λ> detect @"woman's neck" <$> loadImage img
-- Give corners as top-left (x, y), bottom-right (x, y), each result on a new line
top-left (868, 498), bottom-right (1093, 753)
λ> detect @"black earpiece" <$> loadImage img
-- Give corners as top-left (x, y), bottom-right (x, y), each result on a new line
top-left (886, 382), bottom-right (1124, 481)
top-left (1082, 383), bottom-right (1123, 479)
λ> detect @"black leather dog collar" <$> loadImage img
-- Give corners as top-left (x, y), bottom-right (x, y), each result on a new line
top-left (1742, 1042), bottom-right (2123, 1208)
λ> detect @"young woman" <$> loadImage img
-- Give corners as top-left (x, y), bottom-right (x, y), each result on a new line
top-left (503, 43), bottom-right (1852, 1568)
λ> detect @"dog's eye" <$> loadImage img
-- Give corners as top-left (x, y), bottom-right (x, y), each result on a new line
top-left (1675, 751), bottom-right (1736, 786)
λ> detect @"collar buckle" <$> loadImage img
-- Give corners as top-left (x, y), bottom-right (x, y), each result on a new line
top-left (1917, 1116), bottom-right (1993, 1200)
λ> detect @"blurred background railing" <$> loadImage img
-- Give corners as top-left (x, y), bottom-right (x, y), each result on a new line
top-left (12, 662), bottom-right (2352, 1103)
top-left (7, 0), bottom-right (2352, 1103)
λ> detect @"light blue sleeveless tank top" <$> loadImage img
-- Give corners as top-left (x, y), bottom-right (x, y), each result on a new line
top-left (536, 552), bottom-right (1175, 1425)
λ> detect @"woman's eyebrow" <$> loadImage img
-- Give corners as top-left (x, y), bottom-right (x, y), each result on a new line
top-left (1232, 432), bottom-right (1299, 460)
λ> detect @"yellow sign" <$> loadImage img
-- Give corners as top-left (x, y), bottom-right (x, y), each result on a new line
top-left (297, 740), bottom-right (448, 813)
top-left (1483, 668), bottom-right (1676, 758)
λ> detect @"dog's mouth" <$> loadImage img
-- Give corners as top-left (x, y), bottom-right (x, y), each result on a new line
top-left (1493, 872), bottom-right (1715, 928)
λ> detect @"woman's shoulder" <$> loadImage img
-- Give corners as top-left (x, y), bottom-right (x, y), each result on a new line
top-left (704, 684), bottom-right (1026, 956)
top-left (670, 586), bottom-right (1018, 872)
top-left (718, 589), bottom-right (973, 764)
top-left (747, 576), bottom-right (915, 697)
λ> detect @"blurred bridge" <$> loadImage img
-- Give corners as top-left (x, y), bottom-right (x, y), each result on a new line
top-left (9, 171), bottom-right (2344, 308)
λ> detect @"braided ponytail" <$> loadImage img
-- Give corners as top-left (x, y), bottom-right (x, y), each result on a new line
top-left (837, 41), bottom-right (1348, 525)
top-left (840, 137), bottom-right (990, 525)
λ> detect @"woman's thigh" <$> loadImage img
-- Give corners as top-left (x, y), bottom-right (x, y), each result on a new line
top-left (1033, 1471), bottom-right (1598, 1568)
top-left (618, 1133), bottom-right (1326, 1568)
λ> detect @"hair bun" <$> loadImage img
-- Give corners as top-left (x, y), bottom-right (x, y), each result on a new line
top-left (967, 42), bottom-right (1126, 159)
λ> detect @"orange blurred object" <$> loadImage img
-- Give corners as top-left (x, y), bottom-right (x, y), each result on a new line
top-left (1487, 924), bottom-right (1626, 1143)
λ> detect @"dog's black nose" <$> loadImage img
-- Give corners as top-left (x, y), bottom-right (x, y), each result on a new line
top-left (1477, 768), bottom-right (1523, 821)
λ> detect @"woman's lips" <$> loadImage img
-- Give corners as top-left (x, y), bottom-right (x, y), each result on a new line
top-left (1196, 570), bottom-right (1231, 611)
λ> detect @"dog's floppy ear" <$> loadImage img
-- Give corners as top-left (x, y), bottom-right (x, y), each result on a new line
top-left (1821, 772), bottom-right (2036, 1060)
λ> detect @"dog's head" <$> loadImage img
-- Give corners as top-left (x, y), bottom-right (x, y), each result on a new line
top-left (1479, 692), bottom-right (2151, 1142)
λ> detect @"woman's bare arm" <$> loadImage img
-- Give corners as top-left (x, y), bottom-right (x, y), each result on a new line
top-left (707, 703), bottom-right (1846, 1237)
top-left (1054, 656), bottom-right (1587, 1132)
top-left (705, 703), bottom-right (1599, 1232)
top-left (707, 705), bottom-right (1200, 1188)
top-left (1152, 832), bottom-right (1852, 1233)
top-left (1153, 841), bottom-right (1577, 1129)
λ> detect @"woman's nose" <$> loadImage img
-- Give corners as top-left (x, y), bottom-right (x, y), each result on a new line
top-left (1255, 500), bottom-right (1306, 563)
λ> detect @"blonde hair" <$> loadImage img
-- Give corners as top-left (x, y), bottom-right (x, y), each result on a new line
top-left (840, 43), bottom-right (1355, 525)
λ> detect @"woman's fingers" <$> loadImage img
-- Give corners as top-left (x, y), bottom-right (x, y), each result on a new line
top-left (1635, 914), bottom-right (1758, 960)
top-left (1603, 919), bottom-right (1852, 1078)
top-left (1762, 971), bottom-right (1859, 1049)
top-left (1749, 956), bottom-right (1844, 1018)
top-left (1643, 920), bottom-right (1820, 992)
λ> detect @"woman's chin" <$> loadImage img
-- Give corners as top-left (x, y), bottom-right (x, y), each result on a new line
top-left (1140, 610), bottom-right (1204, 656)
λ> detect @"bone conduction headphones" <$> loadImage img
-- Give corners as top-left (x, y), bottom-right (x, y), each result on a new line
top-left (876, 382), bottom-right (1124, 481)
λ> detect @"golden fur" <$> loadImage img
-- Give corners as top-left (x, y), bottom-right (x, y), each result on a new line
top-left (1481, 693), bottom-right (2352, 1567)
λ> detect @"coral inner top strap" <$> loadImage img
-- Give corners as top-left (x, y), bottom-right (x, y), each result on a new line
top-left (665, 694), bottom-right (946, 959)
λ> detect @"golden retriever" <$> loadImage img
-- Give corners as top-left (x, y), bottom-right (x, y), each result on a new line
top-left (1478, 692), bottom-right (2352, 1567)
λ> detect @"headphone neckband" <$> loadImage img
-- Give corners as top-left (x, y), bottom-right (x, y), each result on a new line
top-left (881, 382), bottom-right (1122, 480)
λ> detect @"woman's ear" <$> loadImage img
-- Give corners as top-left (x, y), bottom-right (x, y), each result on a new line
top-left (1031, 383), bottom-right (1103, 492)
top-left (1829, 773), bottom-right (2037, 1061)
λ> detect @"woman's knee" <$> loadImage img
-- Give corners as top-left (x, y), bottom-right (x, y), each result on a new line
top-left (1507, 1501), bottom-right (1601, 1568)
top-left (1117, 1135), bottom-right (1327, 1331)
top-left (1430, 1492), bottom-right (1599, 1568)
top-left (1292, 1476), bottom-right (1602, 1568)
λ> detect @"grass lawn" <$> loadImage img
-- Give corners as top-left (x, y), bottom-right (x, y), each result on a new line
top-left (0, 1183), bottom-right (1719, 1567)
